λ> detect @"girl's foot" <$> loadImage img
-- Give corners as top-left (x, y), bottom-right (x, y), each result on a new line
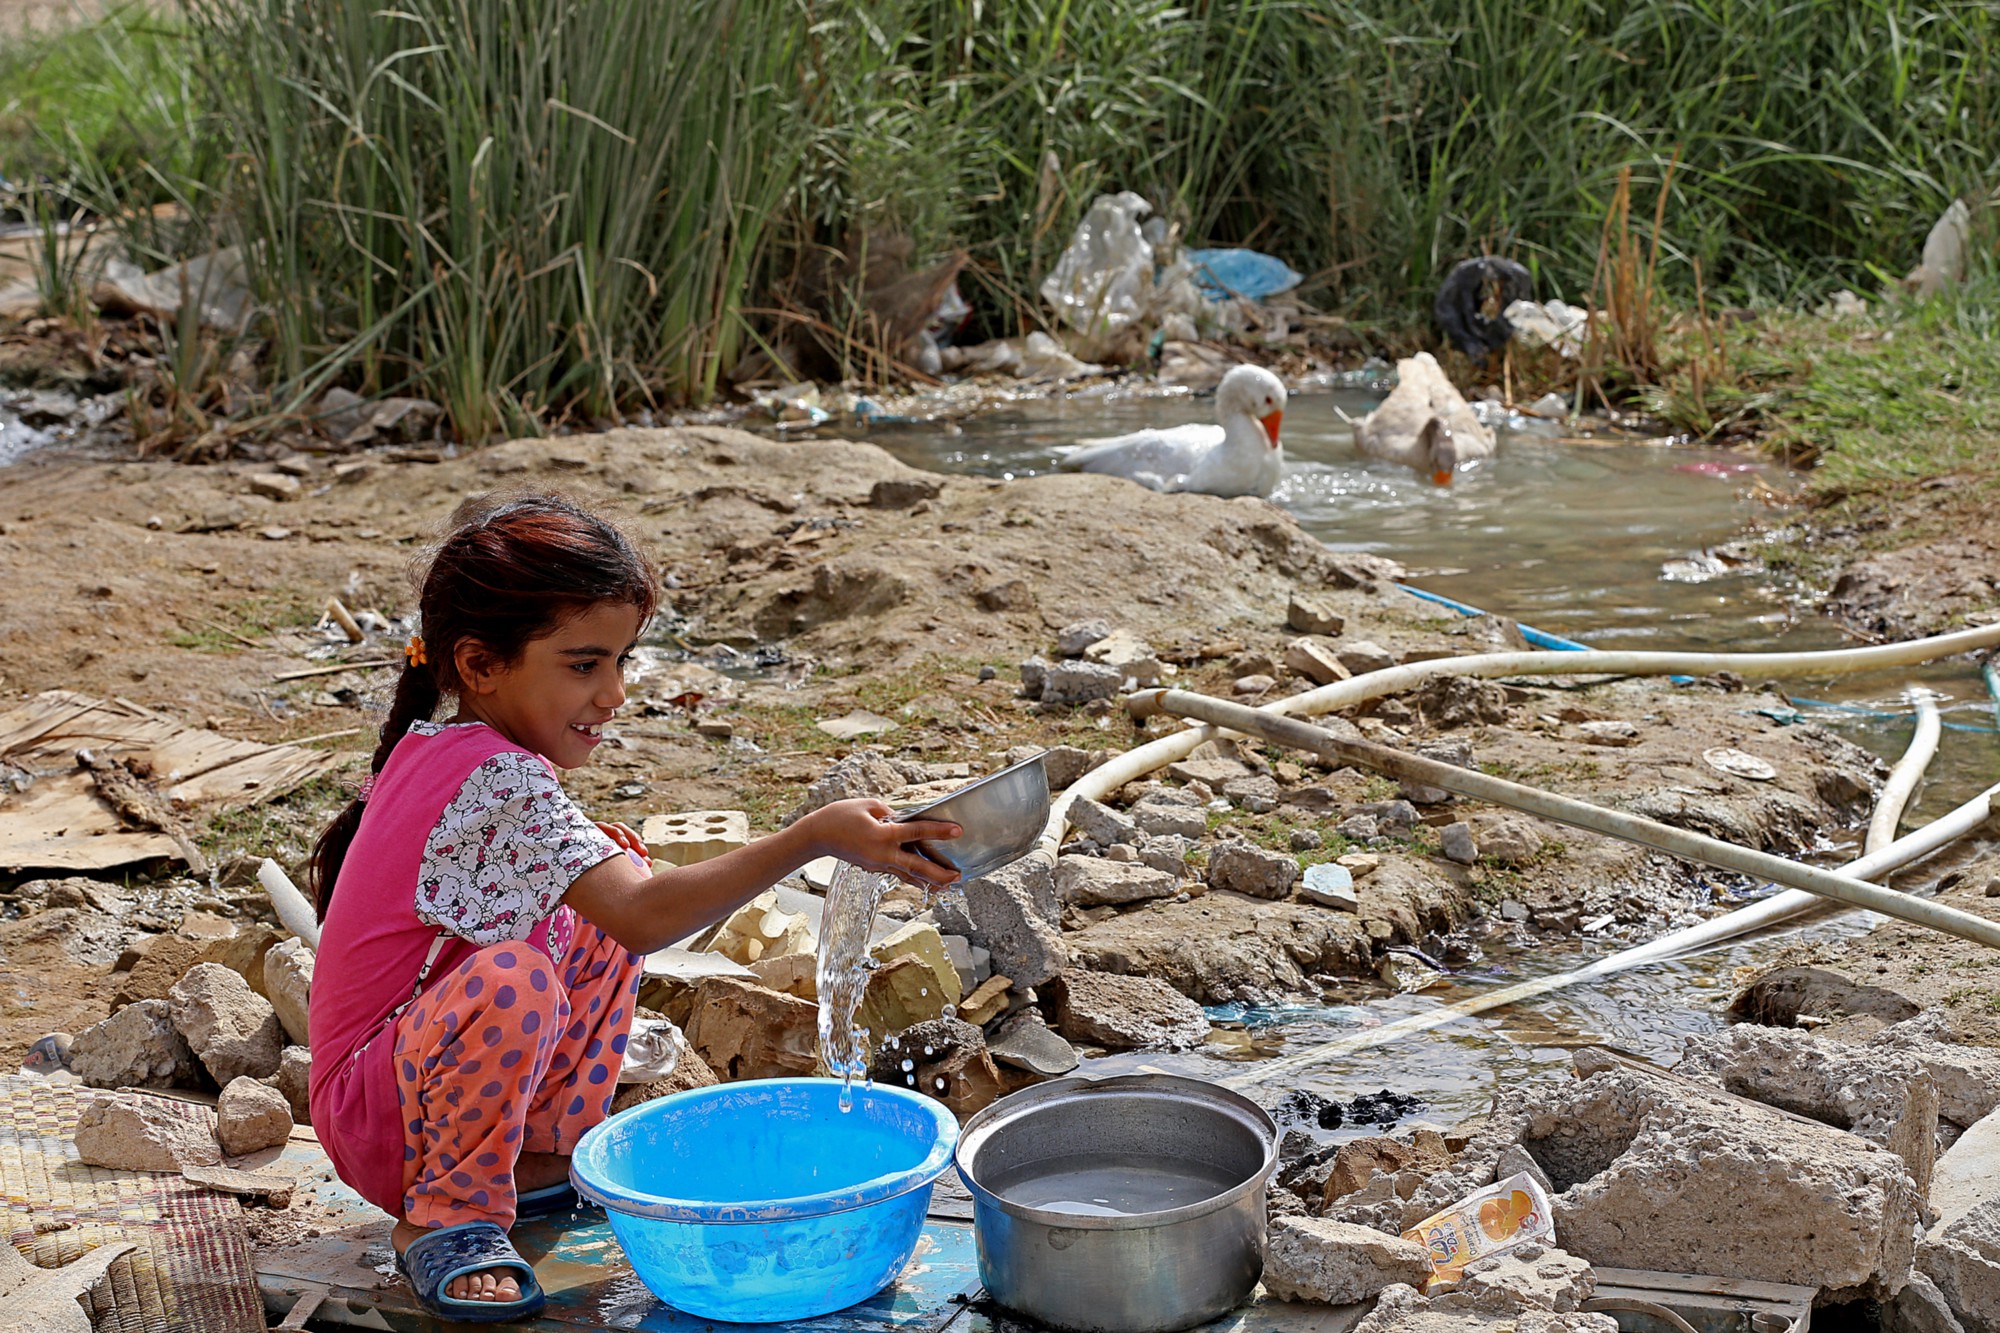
top-left (393, 1153), bottom-right (572, 1304)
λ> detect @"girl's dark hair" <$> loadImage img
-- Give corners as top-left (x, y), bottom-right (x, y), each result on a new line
top-left (308, 492), bottom-right (658, 920)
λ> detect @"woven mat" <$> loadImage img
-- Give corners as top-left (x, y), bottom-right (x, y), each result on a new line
top-left (0, 1076), bottom-right (263, 1333)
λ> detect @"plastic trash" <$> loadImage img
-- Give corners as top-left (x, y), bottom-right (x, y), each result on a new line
top-left (1041, 191), bottom-right (1155, 336)
top-left (1503, 299), bottom-right (1592, 358)
top-left (1401, 1171), bottom-right (1556, 1289)
top-left (1184, 248), bottom-right (1302, 301)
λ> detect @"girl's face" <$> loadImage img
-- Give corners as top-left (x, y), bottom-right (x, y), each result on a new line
top-left (455, 601), bottom-right (643, 768)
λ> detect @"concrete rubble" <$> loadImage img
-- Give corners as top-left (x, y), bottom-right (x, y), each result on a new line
top-left (1263, 1217), bottom-right (1433, 1305)
top-left (215, 1076), bottom-right (293, 1156)
top-left (169, 962), bottom-right (287, 1085)
top-left (74, 1092), bottom-right (221, 1172)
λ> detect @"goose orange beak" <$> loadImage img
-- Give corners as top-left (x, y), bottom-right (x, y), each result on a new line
top-left (1259, 410), bottom-right (1283, 447)
top-left (1431, 470), bottom-right (1454, 486)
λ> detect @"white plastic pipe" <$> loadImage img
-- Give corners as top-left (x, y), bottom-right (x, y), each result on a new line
top-left (1224, 778), bottom-right (2000, 1089)
top-left (259, 857), bottom-right (321, 949)
top-left (1036, 621), bottom-right (2000, 862)
top-left (1867, 689), bottom-right (1941, 854)
top-left (1135, 688), bottom-right (2000, 951)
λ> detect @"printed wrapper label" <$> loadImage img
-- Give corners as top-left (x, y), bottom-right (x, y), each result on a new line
top-left (1399, 1171), bottom-right (1555, 1287)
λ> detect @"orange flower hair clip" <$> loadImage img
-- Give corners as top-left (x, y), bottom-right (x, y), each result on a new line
top-left (405, 635), bottom-right (428, 667)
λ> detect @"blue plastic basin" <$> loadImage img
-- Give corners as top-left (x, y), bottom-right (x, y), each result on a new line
top-left (569, 1078), bottom-right (959, 1323)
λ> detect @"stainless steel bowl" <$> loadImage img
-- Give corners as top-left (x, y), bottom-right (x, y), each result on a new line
top-left (894, 752), bottom-right (1050, 881)
top-left (955, 1074), bottom-right (1278, 1333)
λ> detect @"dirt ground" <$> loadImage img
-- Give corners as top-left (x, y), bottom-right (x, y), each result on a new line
top-left (0, 423), bottom-right (1915, 1064)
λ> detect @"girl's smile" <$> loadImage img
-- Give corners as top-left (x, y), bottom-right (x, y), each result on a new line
top-left (454, 602), bottom-right (645, 767)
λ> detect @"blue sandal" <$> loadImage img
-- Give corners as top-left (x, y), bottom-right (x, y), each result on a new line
top-left (397, 1220), bottom-right (547, 1323)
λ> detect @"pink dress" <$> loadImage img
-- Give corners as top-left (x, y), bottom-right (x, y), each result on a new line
top-left (308, 721), bottom-right (621, 1215)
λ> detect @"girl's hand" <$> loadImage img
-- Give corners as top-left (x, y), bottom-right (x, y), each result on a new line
top-left (803, 798), bottom-right (962, 891)
top-left (597, 821), bottom-right (650, 863)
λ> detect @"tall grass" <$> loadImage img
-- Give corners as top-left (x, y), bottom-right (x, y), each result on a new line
top-left (9, 0), bottom-right (1997, 436)
top-left (182, 0), bottom-right (803, 440)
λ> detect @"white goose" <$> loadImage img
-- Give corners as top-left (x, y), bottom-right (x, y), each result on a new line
top-left (1352, 352), bottom-right (1495, 484)
top-left (1057, 364), bottom-right (1286, 498)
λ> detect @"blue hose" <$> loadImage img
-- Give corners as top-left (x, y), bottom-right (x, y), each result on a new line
top-left (1393, 583), bottom-right (1595, 653)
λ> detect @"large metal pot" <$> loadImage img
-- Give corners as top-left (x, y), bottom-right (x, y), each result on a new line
top-left (954, 1074), bottom-right (1278, 1333)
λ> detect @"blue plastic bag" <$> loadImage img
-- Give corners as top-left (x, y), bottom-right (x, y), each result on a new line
top-left (1185, 248), bottom-right (1302, 301)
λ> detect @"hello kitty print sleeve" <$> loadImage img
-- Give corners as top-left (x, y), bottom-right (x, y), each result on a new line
top-left (413, 749), bottom-right (621, 945)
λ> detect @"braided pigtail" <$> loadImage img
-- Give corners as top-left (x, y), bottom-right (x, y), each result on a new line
top-left (307, 656), bottom-right (442, 920)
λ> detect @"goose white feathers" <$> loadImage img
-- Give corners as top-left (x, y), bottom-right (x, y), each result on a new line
top-left (1353, 352), bottom-right (1495, 484)
top-left (1057, 364), bottom-right (1286, 497)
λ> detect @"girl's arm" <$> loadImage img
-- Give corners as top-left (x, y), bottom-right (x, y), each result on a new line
top-left (563, 798), bottom-right (961, 955)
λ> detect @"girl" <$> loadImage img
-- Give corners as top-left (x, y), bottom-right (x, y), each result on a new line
top-left (307, 493), bottom-right (959, 1322)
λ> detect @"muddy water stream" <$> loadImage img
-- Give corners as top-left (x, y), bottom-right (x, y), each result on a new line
top-left (851, 388), bottom-right (2000, 1133)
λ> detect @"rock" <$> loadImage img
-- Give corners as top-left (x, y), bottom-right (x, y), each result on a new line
top-left (1223, 774), bottom-right (1281, 813)
top-left (957, 975), bottom-right (1013, 1027)
top-left (267, 1046), bottom-right (311, 1124)
top-left (1035, 744), bottom-right (1103, 790)
top-left (747, 952), bottom-right (817, 1000)
top-left (1232, 673), bottom-right (1277, 695)
top-left (73, 1092), bottom-right (221, 1171)
top-left (976, 579), bottom-right (1031, 612)
top-left (1050, 970), bottom-right (1210, 1051)
top-left (1439, 822), bottom-right (1477, 865)
top-left (1338, 814), bottom-right (1381, 841)
top-left (870, 921), bottom-right (962, 1006)
top-left (1576, 719), bottom-right (1639, 746)
top-left (1931, 1106), bottom-right (2000, 1225)
top-left (1729, 965), bottom-right (1921, 1032)
top-left (1056, 619), bottom-right (1112, 657)
top-left (787, 751), bottom-right (917, 821)
top-left (1921, 1198), bottom-right (2000, 1333)
top-left (867, 477), bottom-right (942, 509)
top-left (1336, 641), bottom-right (1396, 675)
top-left (987, 1013), bottom-right (1079, 1077)
top-left (702, 889), bottom-right (814, 965)
top-left (1884, 1272), bottom-right (1968, 1333)
top-left (1679, 1023), bottom-right (1939, 1195)
top-left (1263, 1217), bottom-right (1434, 1305)
top-left (170, 962), bottom-right (286, 1085)
top-left (1168, 756), bottom-right (1253, 787)
top-left (197, 924), bottom-right (283, 999)
top-left (1299, 863), bottom-right (1359, 911)
top-left (609, 1043), bottom-right (720, 1114)
top-left (1527, 1060), bottom-right (1920, 1298)
top-left (1354, 799), bottom-right (1421, 833)
top-left (931, 857), bottom-right (1069, 988)
top-left (1291, 827), bottom-right (1323, 851)
top-left (246, 471), bottom-right (301, 501)
top-left (1283, 636), bottom-right (1351, 685)
top-left (1042, 660), bottom-right (1122, 705)
top-left (856, 955), bottom-right (951, 1038)
top-left (1286, 594), bottom-right (1345, 637)
top-left (1496, 1142), bottom-right (1555, 1198)
top-left (111, 934), bottom-right (206, 1008)
top-left (69, 1000), bottom-right (200, 1090)
top-left (1454, 1244), bottom-right (1596, 1314)
top-left (216, 1076), bottom-right (293, 1156)
top-left (0, 906), bottom-right (135, 970)
top-left (1138, 834), bottom-right (1193, 877)
top-left (684, 977), bottom-right (820, 1081)
top-left (1870, 1011), bottom-right (2000, 1129)
top-left (1354, 1284), bottom-right (1619, 1332)
top-left (1056, 857), bottom-right (1179, 908)
top-left (263, 937), bottom-right (314, 1047)
top-left (1083, 630), bottom-right (1163, 686)
top-left (1131, 800), bottom-right (1207, 839)
top-left (872, 1017), bottom-right (1008, 1118)
top-left (1410, 676), bottom-right (1512, 729)
top-left (1069, 893), bottom-right (1371, 1004)
top-left (1206, 844), bottom-right (1299, 900)
top-left (1068, 796), bottom-right (1139, 846)
top-left (1104, 843), bottom-right (1139, 863)
top-left (1470, 813), bottom-right (1546, 865)
top-left (1399, 738), bottom-right (1475, 804)
top-left (1019, 656), bottom-right (1051, 698)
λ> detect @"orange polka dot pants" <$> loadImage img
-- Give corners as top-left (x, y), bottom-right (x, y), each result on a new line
top-left (392, 923), bottom-right (643, 1229)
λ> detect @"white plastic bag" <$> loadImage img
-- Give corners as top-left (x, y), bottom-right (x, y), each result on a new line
top-left (1041, 192), bottom-right (1155, 336)
top-left (1503, 299), bottom-right (1593, 358)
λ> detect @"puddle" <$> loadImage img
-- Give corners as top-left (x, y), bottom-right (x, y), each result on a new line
top-left (845, 389), bottom-right (1805, 652)
top-left (0, 389), bottom-right (121, 465)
